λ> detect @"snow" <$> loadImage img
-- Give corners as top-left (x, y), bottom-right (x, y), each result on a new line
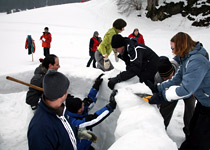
top-left (0, 0), bottom-right (210, 149)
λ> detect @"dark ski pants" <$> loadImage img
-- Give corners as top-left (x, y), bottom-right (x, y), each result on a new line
top-left (94, 50), bottom-right (114, 72)
top-left (87, 51), bottom-right (96, 68)
top-left (43, 47), bottom-right (50, 57)
top-left (160, 95), bottom-right (195, 136)
top-left (179, 102), bottom-right (210, 150)
top-left (28, 46), bottom-right (32, 55)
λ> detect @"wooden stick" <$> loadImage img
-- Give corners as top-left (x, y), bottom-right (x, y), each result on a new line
top-left (6, 76), bottom-right (43, 92)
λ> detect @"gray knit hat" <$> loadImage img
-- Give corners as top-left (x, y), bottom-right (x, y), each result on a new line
top-left (43, 69), bottom-right (70, 100)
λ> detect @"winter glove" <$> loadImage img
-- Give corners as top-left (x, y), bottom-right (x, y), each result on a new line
top-left (114, 52), bottom-right (119, 62)
top-left (104, 57), bottom-right (110, 70)
top-left (77, 128), bottom-right (98, 143)
top-left (107, 90), bottom-right (118, 110)
top-left (148, 92), bottom-right (165, 104)
top-left (92, 73), bottom-right (104, 90)
top-left (146, 80), bottom-right (158, 93)
top-left (108, 75), bottom-right (121, 90)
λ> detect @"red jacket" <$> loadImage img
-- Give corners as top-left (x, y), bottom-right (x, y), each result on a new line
top-left (25, 38), bottom-right (36, 52)
top-left (91, 37), bottom-right (100, 52)
top-left (40, 32), bottom-right (52, 48)
top-left (128, 33), bottom-right (145, 45)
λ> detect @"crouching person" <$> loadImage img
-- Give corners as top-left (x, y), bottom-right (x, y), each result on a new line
top-left (27, 70), bottom-right (77, 150)
top-left (66, 74), bottom-right (117, 150)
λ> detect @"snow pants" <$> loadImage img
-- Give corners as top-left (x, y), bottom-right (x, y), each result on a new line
top-left (43, 47), bottom-right (50, 57)
top-left (179, 102), bottom-right (210, 150)
top-left (94, 50), bottom-right (114, 72)
top-left (87, 51), bottom-right (96, 68)
top-left (160, 95), bottom-right (195, 136)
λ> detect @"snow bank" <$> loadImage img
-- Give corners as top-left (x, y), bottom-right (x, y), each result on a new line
top-left (0, 68), bottom-right (177, 150)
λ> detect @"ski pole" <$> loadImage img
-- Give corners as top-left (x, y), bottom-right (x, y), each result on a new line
top-left (6, 76), bottom-right (43, 92)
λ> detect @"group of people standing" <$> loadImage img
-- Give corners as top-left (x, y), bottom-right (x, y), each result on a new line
top-left (26, 18), bottom-right (210, 150)
top-left (86, 18), bottom-right (210, 150)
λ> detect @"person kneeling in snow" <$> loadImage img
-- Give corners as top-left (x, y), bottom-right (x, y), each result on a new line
top-left (66, 74), bottom-right (117, 150)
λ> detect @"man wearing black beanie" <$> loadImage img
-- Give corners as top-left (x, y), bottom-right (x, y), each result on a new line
top-left (108, 34), bottom-right (159, 90)
top-left (28, 70), bottom-right (77, 150)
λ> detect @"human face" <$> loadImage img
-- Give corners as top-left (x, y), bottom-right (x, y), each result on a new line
top-left (77, 103), bottom-right (85, 115)
top-left (49, 57), bottom-right (60, 71)
top-left (170, 41), bottom-right (175, 54)
top-left (162, 71), bottom-right (174, 81)
top-left (134, 30), bottom-right (139, 36)
top-left (114, 46), bottom-right (125, 54)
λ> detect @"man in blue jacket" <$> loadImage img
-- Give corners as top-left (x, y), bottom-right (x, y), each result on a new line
top-left (28, 70), bottom-right (77, 150)
top-left (66, 74), bottom-right (117, 150)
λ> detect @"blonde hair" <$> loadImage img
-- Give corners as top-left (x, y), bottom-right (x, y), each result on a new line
top-left (171, 32), bottom-right (197, 58)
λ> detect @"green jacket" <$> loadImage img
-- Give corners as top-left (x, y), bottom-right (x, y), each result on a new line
top-left (98, 27), bottom-right (119, 56)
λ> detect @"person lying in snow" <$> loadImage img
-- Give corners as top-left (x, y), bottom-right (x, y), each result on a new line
top-left (65, 74), bottom-right (117, 150)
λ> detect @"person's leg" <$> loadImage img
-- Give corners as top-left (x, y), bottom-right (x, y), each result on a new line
top-left (183, 95), bottom-right (196, 137)
top-left (159, 101), bottom-right (178, 128)
top-left (87, 57), bottom-right (93, 67)
top-left (44, 48), bottom-right (50, 57)
top-left (28, 46), bottom-right (32, 55)
top-left (180, 103), bottom-right (210, 150)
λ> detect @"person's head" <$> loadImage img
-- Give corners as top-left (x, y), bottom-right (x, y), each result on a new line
top-left (158, 56), bottom-right (175, 81)
top-left (170, 32), bottom-right (197, 58)
top-left (93, 31), bottom-right (99, 37)
top-left (133, 28), bottom-right (139, 36)
top-left (111, 34), bottom-right (126, 54)
top-left (42, 54), bottom-right (60, 71)
top-left (66, 97), bottom-right (84, 115)
top-left (44, 27), bottom-right (49, 33)
top-left (43, 70), bottom-right (70, 109)
top-left (113, 18), bottom-right (127, 33)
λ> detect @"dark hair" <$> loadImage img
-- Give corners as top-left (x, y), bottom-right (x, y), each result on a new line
top-left (133, 28), bottom-right (139, 32)
top-left (171, 32), bottom-right (197, 58)
top-left (113, 18), bottom-right (127, 30)
top-left (44, 27), bottom-right (49, 30)
top-left (42, 54), bottom-right (57, 70)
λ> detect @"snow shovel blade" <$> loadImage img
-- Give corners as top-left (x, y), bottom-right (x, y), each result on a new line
top-left (135, 93), bottom-right (152, 103)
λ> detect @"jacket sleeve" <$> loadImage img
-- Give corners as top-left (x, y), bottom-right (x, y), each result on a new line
top-left (89, 38), bottom-right (94, 51)
top-left (78, 106), bottom-right (111, 130)
top-left (160, 57), bottom-right (209, 102)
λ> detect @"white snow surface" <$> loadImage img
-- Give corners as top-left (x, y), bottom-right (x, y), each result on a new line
top-left (0, 0), bottom-right (210, 149)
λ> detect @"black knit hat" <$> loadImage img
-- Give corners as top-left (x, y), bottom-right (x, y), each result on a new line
top-left (111, 34), bottom-right (126, 49)
top-left (66, 97), bottom-right (82, 113)
top-left (43, 70), bottom-right (70, 100)
top-left (158, 56), bottom-right (174, 77)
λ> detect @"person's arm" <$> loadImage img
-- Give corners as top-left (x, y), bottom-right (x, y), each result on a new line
top-left (161, 58), bottom-right (209, 102)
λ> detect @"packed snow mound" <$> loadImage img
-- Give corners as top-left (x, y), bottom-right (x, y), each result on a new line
top-left (0, 68), bottom-right (177, 150)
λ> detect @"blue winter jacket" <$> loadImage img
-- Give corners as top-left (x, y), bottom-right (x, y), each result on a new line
top-left (158, 42), bottom-right (210, 107)
top-left (28, 101), bottom-right (77, 150)
top-left (67, 88), bottom-right (114, 150)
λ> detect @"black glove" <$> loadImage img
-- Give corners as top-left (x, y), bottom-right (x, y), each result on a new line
top-left (146, 80), bottom-right (158, 93)
top-left (107, 90), bottom-right (118, 110)
top-left (108, 76), bottom-right (121, 90)
top-left (92, 74), bottom-right (104, 90)
top-left (148, 92), bottom-right (164, 104)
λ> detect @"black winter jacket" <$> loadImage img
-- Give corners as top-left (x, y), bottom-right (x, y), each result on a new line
top-left (26, 65), bottom-right (47, 106)
top-left (118, 38), bottom-right (159, 84)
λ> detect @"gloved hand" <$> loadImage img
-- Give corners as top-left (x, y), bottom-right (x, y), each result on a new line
top-left (42, 38), bottom-right (46, 41)
top-left (77, 128), bottom-right (98, 143)
top-left (108, 76), bottom-right (120, 90)
top-left (146, 80), bottom-right (158, 93)
top-left (92, 74), bottom-right (104, 90)
top-left (104, 57), bottom-right (110, 70)
top-left (148, 92), bottom-right (165, 104)
top-left (108, 90), bottom-right (118, 110)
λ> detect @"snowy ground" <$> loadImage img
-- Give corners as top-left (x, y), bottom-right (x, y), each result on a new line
top-left (0, 0), bottom-right (209, 149)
